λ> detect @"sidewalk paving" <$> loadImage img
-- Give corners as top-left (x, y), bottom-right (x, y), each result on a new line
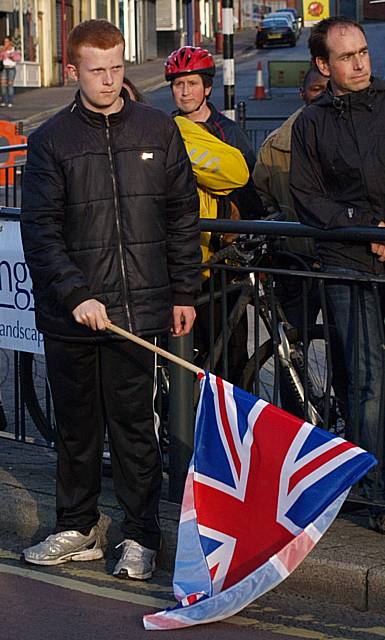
top-left (0, 29), bottom-right (257, 132)
top-left (1, 437), bottom-right (385, 614)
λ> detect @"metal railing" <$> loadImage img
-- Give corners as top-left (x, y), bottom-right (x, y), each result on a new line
top-left (0, 143), bottom-right (27, 208)
top-left (199, 218), bottom-right (385, 508)
top-left (2, 127), bottom-right (385, 507)
top-left (236, 101), bottom-right (288, 151)
top-left (2, 209), bottom-right (385, 506)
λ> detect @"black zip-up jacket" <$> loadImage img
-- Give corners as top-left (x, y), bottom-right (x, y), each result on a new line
top-left (290, 77), bottom-right (385, 275)
top-left (21, 90), bottom-right (201, 341)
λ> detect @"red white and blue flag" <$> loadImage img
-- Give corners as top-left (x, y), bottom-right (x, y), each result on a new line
top-left (143, 372), bottom-right (376, 630)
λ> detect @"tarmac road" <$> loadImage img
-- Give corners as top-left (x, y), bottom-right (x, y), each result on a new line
top-left (1, 556), bottom-right (385, 640)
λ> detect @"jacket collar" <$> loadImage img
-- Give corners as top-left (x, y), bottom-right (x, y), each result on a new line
top-left (269, 107), bottom-right (304, 152)
top-left (313, 76), bottom-right (385, 116)
top-left (72, 87), bottom-right (132, 127)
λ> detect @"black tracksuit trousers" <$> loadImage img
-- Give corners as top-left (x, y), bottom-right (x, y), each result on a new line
top-left (44, 336), bottom-right (162, 551)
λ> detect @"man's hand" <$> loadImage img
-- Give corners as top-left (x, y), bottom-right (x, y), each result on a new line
top-left (72, 299), bottom-right (110, 331)
top-left (172, 305), bottom-right (196, 337)
top-left (371, 221), bottom-right (385, 262)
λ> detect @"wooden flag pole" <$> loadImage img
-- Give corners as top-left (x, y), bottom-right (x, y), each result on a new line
top-left (106, 321), bottom-right (205, 376)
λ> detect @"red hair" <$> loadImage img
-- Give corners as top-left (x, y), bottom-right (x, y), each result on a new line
top-left (67, 19), bottom-right (124, 65)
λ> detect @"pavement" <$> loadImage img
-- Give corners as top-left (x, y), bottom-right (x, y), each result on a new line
top-left (0, 436), bottom-right (385, 616)
top-left (0, 29), bottom-right (258, 134)
top-left (1, 26), bottom-right (385, 617)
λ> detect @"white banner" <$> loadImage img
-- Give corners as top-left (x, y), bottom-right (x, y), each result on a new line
top-left (0, 219), bottom-right (44, 354)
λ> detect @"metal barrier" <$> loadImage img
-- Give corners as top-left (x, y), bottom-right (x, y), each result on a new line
top-left (199, 218), bottom-right (385, 509)
top-left (0, 144), bottom-right (27, 208)
top-left (2, 213), bottom-right (385, 507)
top-left (236, 101), bottom-right (288, 151)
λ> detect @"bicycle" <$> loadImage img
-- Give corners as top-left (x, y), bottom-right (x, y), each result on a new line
top-left (197, 233), bottom-right (346, 433)
top-left (6, 231), bottom-right (346, 446)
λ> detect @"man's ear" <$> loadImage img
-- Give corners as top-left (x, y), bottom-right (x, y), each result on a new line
top-left (315, 57), bottom-right (330, 78)
top-left (67, 64), bottom-right (79, 82)
top-left (204, 86), bottom-right (212, 98)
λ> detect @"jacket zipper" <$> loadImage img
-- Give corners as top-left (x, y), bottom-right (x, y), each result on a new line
top-left (105, 115), bottom-right (133, 331)
top-left (347, 98), bottom-right (382, 275)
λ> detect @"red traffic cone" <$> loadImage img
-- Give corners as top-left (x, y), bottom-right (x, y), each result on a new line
top-left (253, 61), bottom-right (266, 100)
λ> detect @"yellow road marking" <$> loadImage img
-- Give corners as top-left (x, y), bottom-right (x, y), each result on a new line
top-left (0, 559), bottom-right (384, 639)
top-left (0, 561), bottom-right (172, 609)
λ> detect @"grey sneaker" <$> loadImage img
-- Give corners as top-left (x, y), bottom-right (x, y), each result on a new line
top-left (113, 539), bottom-right (156, 580)
top-left (21, 526), bottom-right (104, 566)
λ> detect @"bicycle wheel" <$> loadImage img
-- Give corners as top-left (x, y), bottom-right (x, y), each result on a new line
top-left (19, 352), bottom-right (56, 443)
top-left (241, 324), bottom-right (346, 434)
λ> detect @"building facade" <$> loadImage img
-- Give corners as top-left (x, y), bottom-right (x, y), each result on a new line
top-left (0, 0), bottom-right (40, 87)
top-left (0, 0), bottom-right (262, 88)
top-left (0, 0), bottom-right (159, 87)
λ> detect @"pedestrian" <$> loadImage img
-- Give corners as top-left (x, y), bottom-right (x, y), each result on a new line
top-left (123, 76), bottom-right (147, 103)
top-left (290, 16), bottom-right (385, 532)
top-left (174, 115), bottom-right (249, 277)
top-left (252, 66), bottom-right (350, 418)
top-left (253, 65), bottom-right (328, 248)
top-left (20, 19), bottom-right (201, 578)
top-left (165, 46), bottom-right (264, 383)
top-left (165, 47), bottom-right (264, 221)
top-left (0, 35), bottom-right (21, 108)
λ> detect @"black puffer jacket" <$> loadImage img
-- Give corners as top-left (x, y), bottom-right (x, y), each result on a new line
top-left (290, 78), bottom-right (385, 275)
top-left (21, 91), bottom-right (201, 340)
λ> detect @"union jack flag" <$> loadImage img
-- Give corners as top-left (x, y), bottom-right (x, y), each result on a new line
top-left (143, 372), bottom-right (376, 630)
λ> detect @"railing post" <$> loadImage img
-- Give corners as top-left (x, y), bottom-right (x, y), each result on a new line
top-left (237, 100), bottom-right (246, 129)
top-left (167, 332), bottom-right (195, 503)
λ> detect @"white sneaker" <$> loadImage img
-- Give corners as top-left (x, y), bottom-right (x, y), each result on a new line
top-left (7, 103), bottom-right (12, 108)
top-left (21, 526), bottom-right (104, 566)
top-left (113, 539), bottom-right (156, 580)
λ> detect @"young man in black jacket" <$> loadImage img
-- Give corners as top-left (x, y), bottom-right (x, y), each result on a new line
top-left (20, 20), bottom-right (201, 578)
top-left (290, 17), bottom-right (385, 531)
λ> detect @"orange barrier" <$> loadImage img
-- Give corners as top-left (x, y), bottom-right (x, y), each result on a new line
top-left (0, 120), bottom-right (27, 187)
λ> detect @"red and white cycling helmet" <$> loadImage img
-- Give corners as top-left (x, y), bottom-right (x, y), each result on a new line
top-left (165, 46), bottom-right (216, 81)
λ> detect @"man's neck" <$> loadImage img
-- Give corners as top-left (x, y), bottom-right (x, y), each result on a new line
top-left (331, 80), bottom-right (371, 97)
top-left (80, 93), bottom-right (124, 116)
top-left (183, 101), bottom-right (211, 123)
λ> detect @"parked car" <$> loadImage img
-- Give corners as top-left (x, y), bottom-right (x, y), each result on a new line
top-left (256, 16), bottom-right (296, 49)
top-left (276, 7), bottom-right (303, 33)
top-left (269, 11), bottom-right (299, 38)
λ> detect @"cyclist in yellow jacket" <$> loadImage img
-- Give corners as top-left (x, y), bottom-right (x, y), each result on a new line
top-left (175, 115), bottom-right (249, 274)
top-left (174, 117), bottom-right (250, 381)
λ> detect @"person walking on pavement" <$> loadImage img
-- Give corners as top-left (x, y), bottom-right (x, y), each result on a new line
top-left (0, 36), bottom-right (21, 108)
top-left (20, 19), bottom-right (201, 578)
top-left (290, 16), bottom-right (385, 531)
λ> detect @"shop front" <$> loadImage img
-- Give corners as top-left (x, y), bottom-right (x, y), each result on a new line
top-left (0, 0), bottom-right (40, 87)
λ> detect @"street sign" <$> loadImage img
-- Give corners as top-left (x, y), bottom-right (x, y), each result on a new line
top-left (302, 0), bottom-right (330, 26)
top-left (0, 219), bottom-right (43, 354)
top-left (268, 60), bottom-right (311, 90)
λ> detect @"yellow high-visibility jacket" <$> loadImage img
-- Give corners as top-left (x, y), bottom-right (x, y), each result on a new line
top-left (175, 116), bottom-right (249, 273)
